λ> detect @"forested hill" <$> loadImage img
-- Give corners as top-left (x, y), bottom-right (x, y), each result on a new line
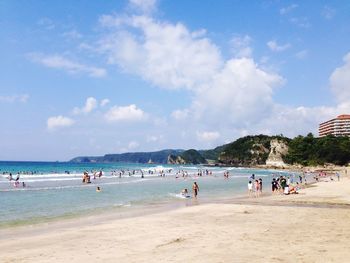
top-left (70, 149), bottom-right (184, 164)
top-left (70, 134), bottom-right (350, 166)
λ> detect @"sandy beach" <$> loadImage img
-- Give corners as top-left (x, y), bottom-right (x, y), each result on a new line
top-left (1, 175), bottom-right (350, 263)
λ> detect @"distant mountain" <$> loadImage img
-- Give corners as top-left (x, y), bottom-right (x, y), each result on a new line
top-left (70, 149), bottom-right (184, 164)
top-left (70, 134), bottom-right (350, 166)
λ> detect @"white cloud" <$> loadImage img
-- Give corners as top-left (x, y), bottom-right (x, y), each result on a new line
top-left (171, 109), bottom-right (189, 120)
top-left (129, 0), bottom-right (157, 13)
top-left (330, 52), bottom-right (350, 103)
top-left (146, 135), bottom-right (162, 142)
top-left (230, 35), bottom-right (252, 58)
top-left (28, 53), bottom-right (106, 78)
top-left (0, 94), bottom-right (29, 103)
top-left (100, 99), bottom-right (110, 107)
top-left (93, 9), bottom-right (349, 147)
top-left (98, 12), bottom-right (284, 135)
top-left (105, 104), bottom-right (147, 122)
top-left (321, 6), bottom-right (336, 20)
top-left (289, 17), bottom-right (311, 29)
top-left (295, 50), bottom-right (308, 60)
top-left (47, 115), bottom-right (75, 131)
top-left (191, 58), bottom-right (284, 125)
top-left (280, 4), bottom-right (298, 15)
top-left (62, 30), bottom-right (82, 39)
top-left (128, 141), bottom-right (139, 150)
top-left (73, 97), bottom-right (98, 114)
top-left (197, 131), bottom-right (220, 142)
top-left (37, 17), bottom-right (55, 30)
top-left (98, 15), bottom-right (222, 90)
top-left (267, 40), bottom-right (291, 52)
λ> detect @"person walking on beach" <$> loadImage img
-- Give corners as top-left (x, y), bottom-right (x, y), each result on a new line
top-left (192, 182), bottom-right (199, 198)
top-left (336, 172), bottom-right (340, 181)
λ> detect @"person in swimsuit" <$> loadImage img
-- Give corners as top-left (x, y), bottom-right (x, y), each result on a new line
top-left (192, 182), bottom-right (199, 198)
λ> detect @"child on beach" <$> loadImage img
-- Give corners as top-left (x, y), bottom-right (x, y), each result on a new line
top-left (248, 181), bottom-right (253, 197)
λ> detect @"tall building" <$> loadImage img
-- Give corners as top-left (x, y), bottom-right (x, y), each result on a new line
top-left (319, 114), bottom-right (350, 137)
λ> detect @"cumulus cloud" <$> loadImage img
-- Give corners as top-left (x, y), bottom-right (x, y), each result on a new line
top-left (73, 97), bottom-right (98, 114)
top-left (93, 8), bottom-right (349, 146)
top-left (0, 94), bottom-right (29, 103)
top-left (197, 131), bottom-right (220, 142)
top-left (267, 40), bottom-right (291, 52)
top-left (330, 52), bottom-right (350, 103)
top-left (47, 115), bottom-right (75, 131)
top-left (97, 12), bottom-right (286, 136)
top-left (98, 15), bottom-right (222, 90)
top-left (105, 104), bottom-right (147, 122)
top-left (28, 53), bottom-right (106, 78)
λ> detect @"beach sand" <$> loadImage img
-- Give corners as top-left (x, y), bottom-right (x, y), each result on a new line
top-left (1, 178), bottom-right (350, 263)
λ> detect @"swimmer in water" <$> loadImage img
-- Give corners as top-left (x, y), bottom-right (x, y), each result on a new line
top-left (96, 186), bottom-right (101, 192)
top-left (181, 188), bottom-right (190, 198)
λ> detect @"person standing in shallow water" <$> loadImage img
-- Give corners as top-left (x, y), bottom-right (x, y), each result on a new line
top-left (192, 182), bottom-right (199, 198)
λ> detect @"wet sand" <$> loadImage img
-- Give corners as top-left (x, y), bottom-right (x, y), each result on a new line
top-left (1, 177), bottom-right (350, 263)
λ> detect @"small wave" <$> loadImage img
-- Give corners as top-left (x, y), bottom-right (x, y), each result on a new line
top-left (168, 193), bottom-right (191, 199)
top-left (0, 178), bottom-right (156, 192)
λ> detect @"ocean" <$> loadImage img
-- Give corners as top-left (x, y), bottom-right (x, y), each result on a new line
top-left (0, 161), bottom-right (296, 227)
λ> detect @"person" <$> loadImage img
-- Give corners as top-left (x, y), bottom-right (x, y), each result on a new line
top-left (289, 185), bottom-right (299, 194)
top-left (254, 180), bottom-right (260, 197)
top-left (192, 182), bottom-right (199, 198)
top-left (181, 188), bottom-right (190, 198)
top-left (259, 178), bottom-right (263, 193)
top-left (284, 185), bottom-right (290, 195)
top-left (250, 174), bottom-right (255, 180)
top-left (271, 178), bottom-right (277, 194)
top-left (96, 186), bottom-right (101, 192)
top-left (336, 172), bottom-right (340, 181)
top-left (248, 181), bottom-right (253, 197)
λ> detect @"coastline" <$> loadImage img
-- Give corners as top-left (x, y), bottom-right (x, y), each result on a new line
top-left (1, 174), bottom-right (349, 262)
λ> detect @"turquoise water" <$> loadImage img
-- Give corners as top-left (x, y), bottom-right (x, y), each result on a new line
top-left (0, 162), bottom-right (297, 226)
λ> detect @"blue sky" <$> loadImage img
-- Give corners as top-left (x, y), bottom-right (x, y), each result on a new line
top-left (1, 0), bottom-right (350, 161)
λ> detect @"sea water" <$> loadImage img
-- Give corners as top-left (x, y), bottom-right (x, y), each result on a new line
top-left (0, 161), bottom-right (296, 226)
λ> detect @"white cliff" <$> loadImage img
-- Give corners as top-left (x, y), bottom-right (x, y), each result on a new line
top-left (265, 139), bottom-right (289, 167)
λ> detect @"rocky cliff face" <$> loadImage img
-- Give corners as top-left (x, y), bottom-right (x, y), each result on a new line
top-left (265, 139), bottom-right (289, 167)
top-left (167, 155), bottom-right (186, 164)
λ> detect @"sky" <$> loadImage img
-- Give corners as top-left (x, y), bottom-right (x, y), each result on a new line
top-left (1, 0), bottom-right (350, 161)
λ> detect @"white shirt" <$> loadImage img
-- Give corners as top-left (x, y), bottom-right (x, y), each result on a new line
top-left (248, 183), bottom-right (253, 190)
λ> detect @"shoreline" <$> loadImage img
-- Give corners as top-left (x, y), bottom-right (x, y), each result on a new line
top-left (1, 177), bottom-right (349, 262)
top-left (0, 167), bottom-right (340, 230)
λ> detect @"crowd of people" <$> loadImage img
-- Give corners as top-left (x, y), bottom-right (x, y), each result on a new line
top-left (247, 173), bottom-right (303, 197)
